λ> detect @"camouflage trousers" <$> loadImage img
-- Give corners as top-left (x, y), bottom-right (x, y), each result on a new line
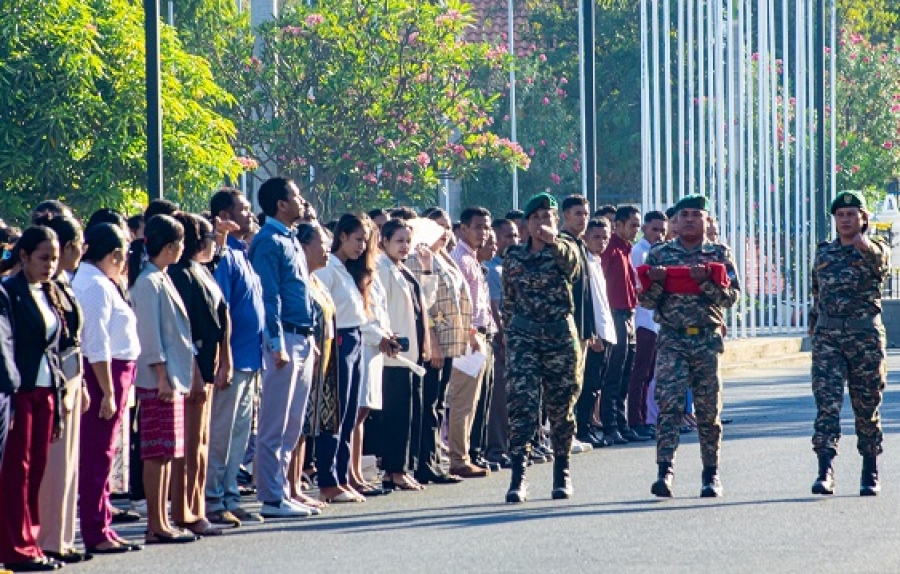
top-left (811, 327), bottom-right (886, 457)
top-left (506, 320), bottom-right (582, 458)
top-left (655, 330), bottom-right (724, 467)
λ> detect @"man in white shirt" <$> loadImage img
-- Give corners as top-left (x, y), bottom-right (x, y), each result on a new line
top-left (575, 218), bottom-right (617, 447)
top-left (627, 210), bottom-right (668, 439)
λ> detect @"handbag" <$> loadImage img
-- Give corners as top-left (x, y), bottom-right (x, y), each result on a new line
top-left (59, 347), bottom-right (83, 412)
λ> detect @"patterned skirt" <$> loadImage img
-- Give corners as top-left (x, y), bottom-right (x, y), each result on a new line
top-left (135, 387), bottom-right (185, 460)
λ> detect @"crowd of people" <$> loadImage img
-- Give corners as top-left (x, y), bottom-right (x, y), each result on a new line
top-left (0, 178), bottom-right (754, 571)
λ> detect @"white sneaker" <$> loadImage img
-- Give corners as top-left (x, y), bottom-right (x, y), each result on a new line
top-left (286, 499), bottom-right (320, 516)
top-left (571, 439), bottom-right (593, 454)
top-left (259, 501), bottom-right (312, 518)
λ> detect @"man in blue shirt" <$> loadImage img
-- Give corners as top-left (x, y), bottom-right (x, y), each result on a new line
top-left (206, 188), bottom-right (266, 526)
top-left (248, 177), bottom-right (317, 518)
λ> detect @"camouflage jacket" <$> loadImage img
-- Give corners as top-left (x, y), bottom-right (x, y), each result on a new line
top-left (810, 236), bottom-right (889, 328)
top-left (501, 235), bottom-right (580, 327)
top-left (638, 239), bottom-right (741, 330)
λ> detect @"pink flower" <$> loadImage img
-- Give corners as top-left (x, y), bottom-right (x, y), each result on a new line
top-left (559, 152), bottom-right (568, 161)
top-left (305, 14), bottom-right (324, 26)
top-left (363, 173), bottom-right (378, 184)
top-left (525, 77), bottom-right (534, 85)
top-left (356, 161), bottom-right (367, 170)
top-left (886, 141), bottom-right (895, 150)
top-left (835, 164), bottom-right (843, 172)
top-left (528, 147), bottom-right (535, 157)
top-left (556, 88), bottom-right (565, 97)
top-left (503, 115), bottom-right (510, 121)
top-left (342, 153), bottom-right (352, 160)
top-left (539, 140), bottom-right (546, 146)
top-left (573, 159), bottom-right (581, 173)
top-left (892, 105), bottom-right (900, 113)
top-left (539, 54), bottom-right (547, 62)
top-left (851, 165), bottom-right (860, 173)
top-left (541, 97), bottom-right (550, 106)
top-left (840, 140), bottom-right (848, 148)
top-left (408, 31), bottom-right (419, 43)
top-left (416, 152), bottom-right (431, 168)
top-left (559, 77), bottom-right (568, 85)
top-left (550, 173), bottom-right (561, 185)
top-left (374, 136), bottom-right (386, 145)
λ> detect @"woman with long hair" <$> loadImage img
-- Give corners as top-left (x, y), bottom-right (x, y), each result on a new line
top-left (167, 213), bottom-right (229, 537)
top-left (128, 215), bottom-right (197, 545)
top-left (376, 219), bottom-right (432, 491)
top-left (30, 216), bottom-right (92, 563)
top-left (73, 222), bottom-right (145, 555)
top-left (312, 214), bottom-right (387, 502)
top-left (0, 226), bottom-right (66, 571)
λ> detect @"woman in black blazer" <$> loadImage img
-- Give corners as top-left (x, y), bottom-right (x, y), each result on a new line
top-left (168, 213), bottom-right (230, 536)
top-left (0, 226), bottom-right (67, 572)
top-left (0, 284), bottom-right (18, 468)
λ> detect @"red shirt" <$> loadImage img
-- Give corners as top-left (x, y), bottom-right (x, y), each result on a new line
top-left (601, 233), bottom-right (638, 310)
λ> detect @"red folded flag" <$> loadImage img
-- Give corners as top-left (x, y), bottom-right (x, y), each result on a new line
top-left (637, 263), bottom-right (730, 295)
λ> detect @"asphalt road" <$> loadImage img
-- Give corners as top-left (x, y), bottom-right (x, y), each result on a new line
top-left (73, 352), bottom-right (900, 574)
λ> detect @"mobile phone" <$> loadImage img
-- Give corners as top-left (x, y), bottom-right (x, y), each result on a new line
top-left (396, 337), bottom-right (410, 352)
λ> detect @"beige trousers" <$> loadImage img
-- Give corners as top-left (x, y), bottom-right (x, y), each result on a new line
top-left (446, 335), bottom-right (487, 467)
top-left (37, 387), bottom-right (82, 553)
top-left (171, 386), bottom-right (211, 525)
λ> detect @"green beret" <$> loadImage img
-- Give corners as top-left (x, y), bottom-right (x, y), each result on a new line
top-left (672, 194), bottom-right (710, 213)
top-left (830, 190), bottom-right (868, 214)
top-left (523, 192), bottom-right (558, 219)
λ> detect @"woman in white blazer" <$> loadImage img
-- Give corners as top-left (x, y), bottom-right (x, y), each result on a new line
top-left (127, 215), bottom-right (198, 545)
top-left (375, 219), bottom-right (435, 491)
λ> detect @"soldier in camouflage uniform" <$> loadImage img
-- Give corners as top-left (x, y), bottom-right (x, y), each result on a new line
top-left (639, 195), bottom-right (740, 498)
top-left (501, 192), bottom-right (582, 503)
top-left (810, 190), bottom-right (889, 497)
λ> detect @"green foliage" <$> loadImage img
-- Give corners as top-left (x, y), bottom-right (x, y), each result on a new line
top-left (228, 0), bottom-right (527, 218)
top-left (834, 32), bottom-right (900, 197)
top-left (0, 0), bottom-right (240, 224)
top-left (837, 0), bottom-right (900, 45)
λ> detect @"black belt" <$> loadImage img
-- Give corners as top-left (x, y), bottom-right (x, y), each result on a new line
top-left (283, 323), bottom-right (314, 336)
top-left (816, 315), bottom-right (881, 331)
top-left (509, 315), bottom-right (574, 337)
top-left (665, 325), bottom-right (719, 337)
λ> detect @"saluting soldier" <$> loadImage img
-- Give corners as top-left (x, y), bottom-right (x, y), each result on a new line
top-left (809, 190), bottom-right (889, 497)
top-left (639, 195), bottom-right (740, 498)
top-left (501, 193), bottom-right (582, 503)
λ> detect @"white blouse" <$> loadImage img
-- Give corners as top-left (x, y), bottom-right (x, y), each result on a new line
top-left (30, 283), bottom-right (59, 388)
top-left (72, 262), bottom-right (141, 363)
top-left (314, 254), bottom-right (369, 329)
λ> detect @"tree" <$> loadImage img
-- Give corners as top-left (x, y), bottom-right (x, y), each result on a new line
top-left (0, 0), bottom-right (241, 223)
top-left (226, 0), bottom-right (527, 218)
top-left (834, 31), bottom-right (900, 200)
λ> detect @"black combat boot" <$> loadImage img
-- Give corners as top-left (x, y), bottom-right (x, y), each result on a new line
top-left (551, 456), bottom-right (573, 500)
top-left (700, 466), bottom-right (723, 498)
top-left (860, 455), bottom-right (880, 496)
top-left (811, 452), bottom-right (835, 495)
top-left (651, 462), bottom-right (674, 498)
top-left (505, 455), bottom-right (529, 503)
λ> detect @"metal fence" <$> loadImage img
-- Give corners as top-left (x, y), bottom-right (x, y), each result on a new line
top-left (640, 0), bottom-right (837, 338)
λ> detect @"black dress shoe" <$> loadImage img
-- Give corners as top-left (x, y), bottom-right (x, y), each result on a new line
top-left (576, 432), bottom-right (605, 448)
top-left (621, 428), bottom-right (651, 442)
top-left (44, 550), bottom-right (94, 563)
top-left (603, 431), bottom-right (629, 445)
top-left (7, 557), bottom-right (63, 571)
top-left (110, 508), bottom-right (141, 524)
top-left (472, 457), bottom-right (501, 472)
top-left (486, 454), bottom-right (512, 469)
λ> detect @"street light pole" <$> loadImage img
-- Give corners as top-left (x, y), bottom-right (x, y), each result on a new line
top-left (145, 0), bottom-right (163, 200)
top-left (579, 0), bottom-right (597, 207)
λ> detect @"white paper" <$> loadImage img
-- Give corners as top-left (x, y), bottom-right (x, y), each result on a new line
top-left (393, 355), bottom-right (427, 378)
top-left (452, 350), bottom-right (487, 379)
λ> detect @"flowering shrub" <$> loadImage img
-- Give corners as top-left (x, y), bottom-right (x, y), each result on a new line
top-left (234, 0), bottom-right (528, 217)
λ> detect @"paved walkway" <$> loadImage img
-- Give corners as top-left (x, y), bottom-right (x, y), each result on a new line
top-left (76, 353), bottom-right (900, 573)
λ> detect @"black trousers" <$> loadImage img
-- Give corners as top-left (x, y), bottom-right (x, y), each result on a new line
top-left (601, 309), bottom-right (636, 434)
top-left (468, 337), bottom-right (495, 460)
top-left (0, 393), bottom-right (8, 469)
top-left (485, 338), bottom-right (509, 460)
top-left (416, 358), bottom-right (453, 480)
top-left (576, 344), bottom-right (611, 435)
top-left (129, 404), bottom-right (144, 501)
top-left (381, 366), bottom-right (423, 474)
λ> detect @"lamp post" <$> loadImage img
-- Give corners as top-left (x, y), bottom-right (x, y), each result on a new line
top-left (145, 0), bottom-right (163, 200)
top-left (814, 0), bottom-right (827, 239)
top-left (579, 0), bottom-right (597, 206)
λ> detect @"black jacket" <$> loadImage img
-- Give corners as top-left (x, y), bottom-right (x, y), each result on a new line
top-left (168, 260), bottom-right (227, 384)
top-left (2, 273), bottom-right (64, 393)
top-left (559, 230), bottom-right (598, 341)
top-left (0, 284), bottom-right (20, 395)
